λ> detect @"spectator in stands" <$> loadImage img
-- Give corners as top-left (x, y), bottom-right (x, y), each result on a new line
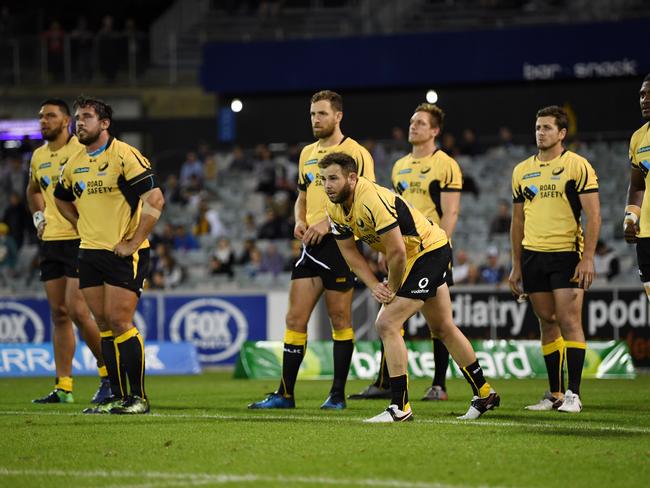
top-left (152, 255), bottom-right (185, 290)
top-left (42, 20), bottom-right (65, 81)
top-left (237, 238), bottom-right (258, 265)
top-left (241, 213), bottom-right (258, 240)
top-left (194, 200), bottom-right (226, 238)
top-left (459, 128), bottom-right (482, 156)
top-left (489, 199), bottom-right (512, 238)
top-left (227, 145), bottom-right (254, 173)
top-left (149, 242), bottom-right (171, 281)
top-left (70, 16), bottom-right (93, 80)
top-left (0, 222), bottom-right (17, 285)
top-left (453, 249), bottom-right (479, 285)
top-left (163, 173), bottom-right (188, 205)
top-left (594, 240), bottom-right (619, 282)
top-left (97, 15), bottom-right (119, 82)
top-left (243, 246), bottom-right (263, 278)
top-left (254, 144), bottom-right (277, 195)
top-left (259, 242), bottom-right (285, 277)
top-left (173, 224), bottom-right (199, 252)
top-left (479, 246), bottom-right (507, 285)
top-left (180, 151), bottom-right (204, 189)
top-left (3, 192), bottom-right (29, 250)
top-left (441, 132), bottom-right (460, 157)
top-left (199, 143), bottom-right (218, 184)
top-left (284, 239), bottom-right (303, 271)
top-left (151, 222), bottom-right (176, 249)
top-left (257, 207), bottom-right (291, 239)
top-left (2, 152), bottom-right (28, 200)
top-left (210, 237), bottom-right (235, 278)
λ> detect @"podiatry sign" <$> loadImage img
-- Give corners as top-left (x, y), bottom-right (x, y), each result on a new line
top-left (234, 340), bottom-right (635, 380)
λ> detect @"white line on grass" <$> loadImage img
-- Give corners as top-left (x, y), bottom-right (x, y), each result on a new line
top-left (0, 468), bottom-right (507, 488)
top-left (1, 410), bottom-right (649, 434)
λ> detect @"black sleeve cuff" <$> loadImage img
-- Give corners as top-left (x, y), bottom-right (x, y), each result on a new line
top-left (54, 183), bottom-right (75, 202)
top-left (377, 221), bottom-right (399, 235)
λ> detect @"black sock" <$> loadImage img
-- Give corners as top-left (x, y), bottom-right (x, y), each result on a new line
top-left (101, 335), bottom-right (125, 398)
top-left (460, 360), bottom-right (490, 397)
top-left (115, 329), bottom-right (146, 399)
top-left (566, 343), bottom-right (586, 396)
top-left (390, 374), bottom-right (409, 411)
top-left (432, 338), bottom-right (449, 389)
top-left (373, 342), bottom-right (391, 389)
top-left (277, 343), bottom-right (305, 397)
top-left (331, 339), bottom-right (353, 398)
top-left (542, 337), bottom-right (566, 395)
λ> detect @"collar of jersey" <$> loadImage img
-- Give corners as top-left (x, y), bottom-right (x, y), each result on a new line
top-left (87, 142), bottom-right (108, 158)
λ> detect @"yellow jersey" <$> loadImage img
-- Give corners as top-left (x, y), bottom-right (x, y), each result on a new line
top-left (512, 149), bottom-right (599, 253)
top-left (629, 122), bottom-right (650, 238)
top-left (29, 135), bottom-right (83, 241)
top-left (327, 177), bottom-right (448, 283)
top-left (298, 136), bottom-right (374, 226)
top-left (55, 137), bottom-right (154, 251)
top-left (391, 149), bottom-right (462, 225)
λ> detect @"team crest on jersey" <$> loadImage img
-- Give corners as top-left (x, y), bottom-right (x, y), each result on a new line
top-left (98, 161), bottom-right (109, 171)
top-left (522, 172), bottom-right (541, 180)
top-left (552, 166), bottom-right (564, 175)
top-left (39, 162), bottom-right (52, 169)
top-left (420, 167), bottom-right (431, 174)
top-left (523, 185), bottom-right (538, 200)
top-left (59, 158), bottom-right (68, 166)
top-left (73, 181), bottom-right (86, 198)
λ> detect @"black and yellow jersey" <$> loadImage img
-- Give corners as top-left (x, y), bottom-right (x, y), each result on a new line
top-left (629, 122), bottom-right (650, 238)
top-left (327, 177), bottom-right (448, 278)
top-left (391, 149), bottom-right (462, 225)
top-left (29, 135), bottom-right (83, 241)
top-left (54, 137), bottom-right (156, 251)
top-left (512, 149), bottom-right (598, 253)
top-left (298, 136), bottom-right (374, 227)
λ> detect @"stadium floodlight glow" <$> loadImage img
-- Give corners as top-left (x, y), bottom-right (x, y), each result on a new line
top-left (426, 90), bottom-right (438, 104)
top-left (231, 99), bottom-right (243, 113)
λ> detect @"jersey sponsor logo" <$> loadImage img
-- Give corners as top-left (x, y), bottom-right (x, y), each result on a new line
top-left (38, 162), bottom-right (52, 169)
top-left (552, 166), bottom-right (565, 175)
top-left (169, 298), bottom-right (248, 362)
top-left (640, 160), bottom-right (650, 177)
top-left (39, 175), bottom-right (51, 190)
top-left (537, 183), bottom-right (563, 199)
top-left (73, 167), bottom-right (90, 174)
top-left (305, 159), bottom-right (319, 166)
top-left (86, 180), bottom-right (113, 195)
top-left (637, 145), bottom-right (650, 154)
top-left (0, 301), bottom-right (45, 343)
top-left (398, 168), bottom-right (412, 174)
top-left (522, 171), bottom-right (541, 180)
top-left (397, 181), bottom-right (408, 193)
top-left (73, 181), bottom-right (86, 197)
top-left (523, 184), bottom-right (538, 200)
top-left (420, 167), bottom-right (431, 174)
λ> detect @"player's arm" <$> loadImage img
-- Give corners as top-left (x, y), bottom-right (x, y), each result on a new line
top-left (53, 174), bottom-right (79, 229)
top-left (379, 226), bottom-right (407, 296)
top-left (294, 189), bottom-right (307, 239)
top-left (508, 202), bottom-right (524, 297)
top-left (26, 176), bottom-right (46, 239)
top-left (439, 191), bottom-right (460, 238)
top-left (114, 186), bottom-right (165, 258)
top-left (573, 192), bottom-right (601, 290)
top-left (624, 166), bottom-right (645, 243)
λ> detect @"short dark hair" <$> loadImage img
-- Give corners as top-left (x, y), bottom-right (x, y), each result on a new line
top-left (311, 90), bottom-right (343, 112)
top-left (536, 105), bottom-right (568, 132)
top-left (414, 103), bottom-right (445, 130)
top-left (643, 73), bottom-right (650, 83)
top-left (40, 98), bottom-right (70, 116)
top-left (318, 152), bottom-right (358, 175)
top-left (73, 95), bottom-right (113, 122)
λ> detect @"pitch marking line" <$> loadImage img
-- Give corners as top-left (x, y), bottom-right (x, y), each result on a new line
top-left (0, 468), bottom-right (508, 488)
top-left (1, 410), bottom-right (649, 434)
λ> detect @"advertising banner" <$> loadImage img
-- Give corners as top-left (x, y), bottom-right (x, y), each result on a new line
top-left (234, 340), bottom-right (635, 380)
top-left (0, 342), bottom-right (201, 377)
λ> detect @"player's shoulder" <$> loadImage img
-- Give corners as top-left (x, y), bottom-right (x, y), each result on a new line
top-left (299, 141), bottom-right (318, 161)
top-left (512, 155), bottom-right (535, 175)
top-left (630, 122), bottom-right (650, 146)
top-left (341, 136), bottom-right (369, 155)
top-left (563, 150), bottom-right (592, 167)
top-left (393, 153), bottom-right (411, 168)
top-left (30, 141), bottom-right (49, 161)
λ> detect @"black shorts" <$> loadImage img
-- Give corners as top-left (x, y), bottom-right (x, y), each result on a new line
top-left (397, 244), bottom-right (451, 300)
top-left (636, 237), bottom-right (650, 283)
top-left (521, 249), bottom-right (580, 293)
top-left (79, 248), bottom-right (150, 297)
top-left (446, 247), bottom-right (455, 287)
top-left (39, 239), bottom-right (80, 281)
top-left (291, 234), bottom-right (355, 291)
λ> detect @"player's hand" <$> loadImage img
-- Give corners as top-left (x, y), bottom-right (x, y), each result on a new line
top-left (294, 220), bottom-right (307, 240)
top-left (36, 221), bottom-right (46, 239)
top-left (372, 281), bottom-right (396, 304)
top-left (572, 257), bottom-right (595, 290)
top-left (508, 265), bottom-right (524, 298)
top-left (114, 240), bottom-right (138, 258)
top-left (377, 253), bottom-right (388, 275)
top-left (302, 218), bottom-right (330, 246)
top-left (623, 221), bottom-right (639, 243)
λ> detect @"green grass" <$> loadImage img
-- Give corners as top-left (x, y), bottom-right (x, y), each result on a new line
top-left (1, 373), bottom-right (649, 488)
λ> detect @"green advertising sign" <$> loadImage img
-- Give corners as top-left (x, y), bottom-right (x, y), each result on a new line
top-left (234, 340), bottom-right (635, 380)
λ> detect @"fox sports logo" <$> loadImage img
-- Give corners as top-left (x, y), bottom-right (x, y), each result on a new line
top-left (169, 298), bottom-right (248, 362)
top-left (0, 301), bottom-right (45, 343)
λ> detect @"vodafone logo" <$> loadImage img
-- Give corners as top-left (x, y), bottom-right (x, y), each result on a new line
top-left (169, 298), bottom-right (248, 362)
top-left (0, 301), bottom-right (45, 343)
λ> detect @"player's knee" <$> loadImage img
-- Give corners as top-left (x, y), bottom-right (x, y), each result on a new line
top-left (374, 315), bottom-right (396, 338)
top-left (428, 319), bottom-right (454, 341)
top-left (329, 310), bottom-right (350, 330)
top-left (285, 312), bottom-right (307, 333)
top-left (50, 304), bottom-right (69, 325)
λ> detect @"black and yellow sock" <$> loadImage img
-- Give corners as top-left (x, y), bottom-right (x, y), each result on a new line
top-left (98, 365), bottom-right (108, 379)
top-left (101, 330), bottom-right (125, 398)
top-left (331, 327), bottom-right (354, 398)
top-left (565, 341), bottom-right (586, 396)
top-left (461, 360), bottom-right (491, 398)
top-left (541, 336), bottom-right (565, 397)
top-left (115, 328), bottom-right (146, 399)
top-left (277, 330), bottom-right (307, 398)
top-left (373, 342), bottom-right (391, 389)
top-left (390, 374), bottom-right (409, 411)
top-left (432, 336), bottom-right (449, 389)
top-left (55, 376), bottom-right (73, 393)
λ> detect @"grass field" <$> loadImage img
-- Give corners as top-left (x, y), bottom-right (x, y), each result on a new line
top-left (1, 372), bottom-right (649, 488)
